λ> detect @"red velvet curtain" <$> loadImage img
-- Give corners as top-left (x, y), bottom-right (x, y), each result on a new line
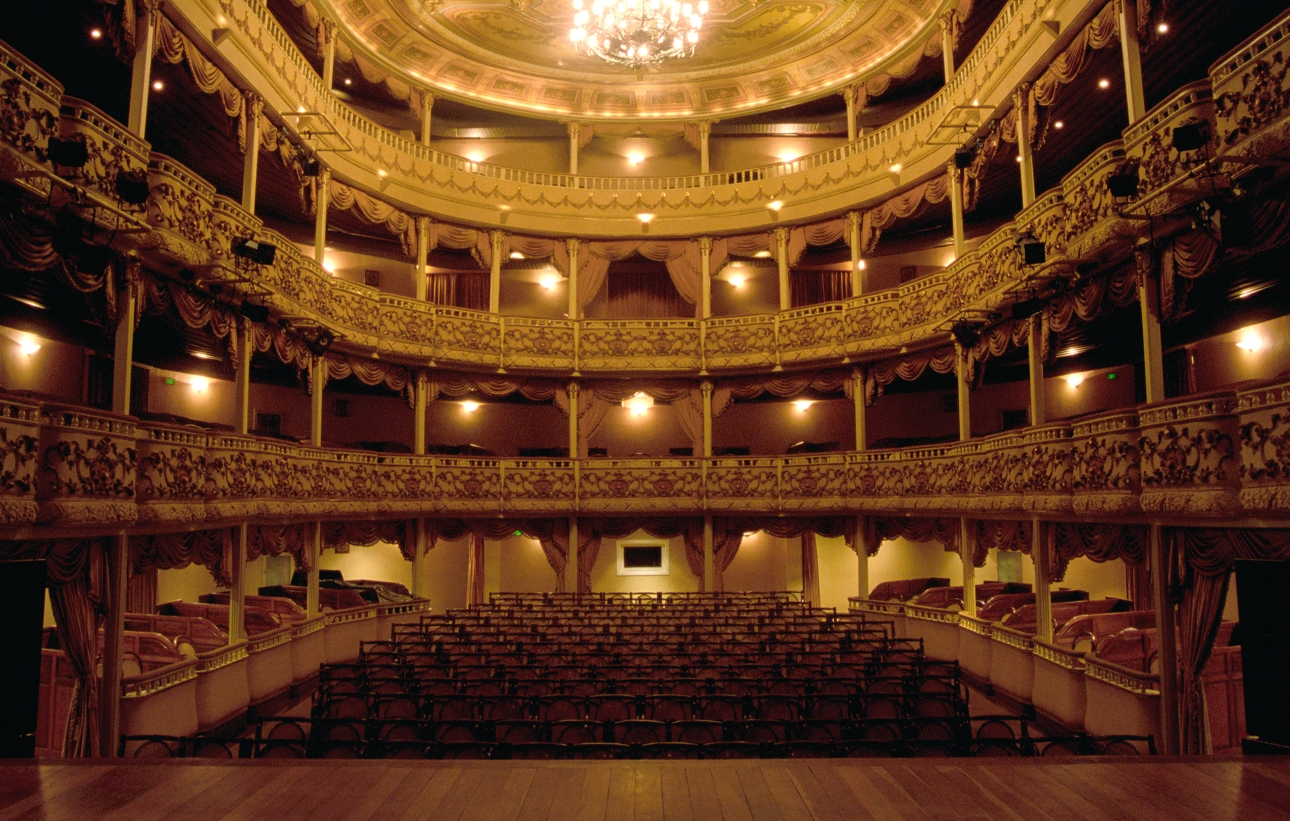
top-left (790, 270), bottom-right (852, 308)
top-left (801, 533), bottom-right (821, 607)
top-left (606, 261), bottom-right (688, 318)
top-left (466, 533), bottom-right (486, 607)
top-left (428, 273), bottom-right (488, 310)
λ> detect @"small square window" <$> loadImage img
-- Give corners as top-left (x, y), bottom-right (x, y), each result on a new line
top-left (617, 540), bottom-right (669, 576)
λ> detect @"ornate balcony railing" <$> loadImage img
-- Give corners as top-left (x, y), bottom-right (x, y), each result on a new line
top-left (0, 374), bottom-right (1286, 534)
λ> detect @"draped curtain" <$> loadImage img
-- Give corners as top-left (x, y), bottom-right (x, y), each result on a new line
top-left (801, 533), bottom-right (821, 607)
top-left (791, 270), bottom-right (852, 308)
top-left (466, 533), bottom-right (486, 607)
top-left (607, 262), bottom-right (689, 318)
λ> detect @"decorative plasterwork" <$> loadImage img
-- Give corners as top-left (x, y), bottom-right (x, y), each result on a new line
top-left (318, 0), bottom-right (949, 118)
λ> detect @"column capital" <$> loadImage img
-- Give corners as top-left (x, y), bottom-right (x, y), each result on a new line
top-left (697, 120), bottom-right (714, 137)
top-left (774, 226), bottom-right (790, 247)
top-left (566, 237), bottom-right (580, 256)
top-left (242, 90), bottom-right (264, 118)
top-left (698, 236), bottom-right (712, 255)
top-left (416, 214), bottom-right (432, 233)
top-left (700, 380), bottom-right (714, 398)
top-left (846, 210), bottom-right (862, 230)
top-left (565, 121), bottom-right (582, 139)
top-left (420, 90), bottom-right (435, 115)
top-left (319, 17), bottom-right (338, 47)
top-left (139, 0), bottom-right (163, 15)
top-left (490, 228), bottom-right (505, 250)
top-left (567, 381), bottom-right (580, 398)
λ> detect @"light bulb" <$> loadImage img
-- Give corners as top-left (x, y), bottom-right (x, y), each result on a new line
top-left (461, 401), bottom-right (481, 413)
top-left (18, 339), bottom-right (40, 355)
top-left (191, 377), bottom-right (210, 393)
top-left (792, 400), bottom-right (814, 412)
top-left (1064, 374), bottom-right (1085, 389)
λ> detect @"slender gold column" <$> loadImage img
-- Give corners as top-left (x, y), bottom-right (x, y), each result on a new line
top-left (320, 18), bottom-right (337, 90)
top-left (99, 535), bottom-right (129, 756)
top-left (420, 92), bottom-right (434, 146)
top-left (489, 230), bottom-right (504, 314)
top-left (1117, 0), bottom-right (1147, 123)
top-left (1029, 315), bottom-right (1046, 426)
top-left (241, 93), bottom-right (262, 213)
top-left (847, 212), bottom-right (864, 297)
top-left (313, 168), bottom-right (330, 266)
top-left (126, 0), bottom-right (158, 138)
top-left (775, 227), bottom-right (790, 311)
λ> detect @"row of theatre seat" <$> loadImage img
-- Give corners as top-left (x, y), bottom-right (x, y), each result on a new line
top-left (291, 592), bottom-right (1154, 759)
top-left (121, 715), bottom-right (1155, 759)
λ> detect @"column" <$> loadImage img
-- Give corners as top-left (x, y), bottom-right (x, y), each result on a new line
top-left (126, 0), bottom-right (158, 138)
top-left (775, 227), bottom-right (790, 311)
top-left (567, 122), bottom-right (581, 176)
top-left (699, 237), bottom-right (712, 319)
top-left (702, 516), bottom-right (715, 593)
top-left (847, 212), bottom-right (864, 297)
top-left (566, 238), bottom-right (580, 319)
top-left (940, 10), bottom-right (958, 83)
top-left (956, 343), bottom-right (971, 441)
top-left (308, 357), bottom-right (324, 614)
top-left (698, 121), bottom-right (712, 174)
top-left (567, 381), bottom-right (580, 458)
top-left (112, 270), bottom-right (136, 416)
top-left (1015, 85), bottom-right (1036, 207)
top-left (856, 517), bottom-right (870, 600)
top-left (949, 165), bottom-right (966, 259)
top-left (960, 519), bottom-right (977, 616)
top-left (843, 86), bottom-right (860, 143)
top-left (235, 319), bottom-right (252, 435)
top-left (307, 523), bottom-right (321, 614)
top-left (412, 373), bottom-right (427, 599)
top-left (313, 168), bottom-right (330, 265)
top-left (1117, 0), bottom-right (1147, 123)
top-left (566, 517), bottom-right (580, 594)
top-left (320, 18), bottom-right (337, 90)
top-left (701, 381), bottom-right (713, 458)
top-left (1149, 524), bottom-right (1180, 754)
top-left (489, 230), bottom-right (504, 314)
top-left (1033, 519), bottom-right (1053, 641)
top-left (420, 91), bottom-right (435, 146)
top-left (99, 536), bottom-right (129, 756)
top-left (241, 92), bottom-right (263, 213)
top-left (229, 524), bottom-right (247, 641)
top-left (415, 216), bottom-right (431, 302)
top-left (1029, 315), bottom-right (1045, 426)
top-left (1138, 250), bottom-right (1165, 403)
top-left (851, 368), bottom-right (866, 451)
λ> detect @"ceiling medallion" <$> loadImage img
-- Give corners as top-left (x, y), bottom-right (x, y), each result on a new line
top-left (570, 0), bottom-right (709, 69)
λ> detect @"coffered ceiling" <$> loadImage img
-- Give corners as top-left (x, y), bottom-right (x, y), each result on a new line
top-left (319, 0), bottom-right (947, 119)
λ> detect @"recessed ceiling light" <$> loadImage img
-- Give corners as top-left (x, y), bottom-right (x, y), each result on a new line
top-left (792, 400), bottom-right (814, 412)
top-left (377, 169), bottom-right (387, 177)
top-left (18, 339), bottom-right (40, 355)
top-left (344, 78), bottom-right (352, 86)
top-left (727, 273), bottom-right (746, 288)
top-left (1156, 22), bottom-right (1168, 33)
top-left (1064, 374), bottom-right (1085, 389)
top-left (89, 28), bottom-right (102, 39)
top-left (1099, 78), bottom-right (1110, 89)
top-left (152, 80), bottom-right (164, 91)
top-left (1054, 121), bottom-right (1064, 129)
top-left (461, 401), bottom-right (481, 413)
top-left (539, 273), bottom-right (561, 290)
top-left (1237, 328), bottom-right (1267, 352)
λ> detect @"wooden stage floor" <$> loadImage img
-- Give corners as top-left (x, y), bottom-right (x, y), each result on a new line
top-left (2, 759), bottom-right (1288, 821)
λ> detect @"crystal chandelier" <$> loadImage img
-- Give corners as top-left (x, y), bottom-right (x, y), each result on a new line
top-left (570, 0), bottom-right (708, 69)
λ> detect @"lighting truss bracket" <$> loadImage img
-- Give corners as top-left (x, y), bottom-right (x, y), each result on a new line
top-left (926, 105), bottom-right (993, 146)
top-left (279, 111), bottom-right (354, 154)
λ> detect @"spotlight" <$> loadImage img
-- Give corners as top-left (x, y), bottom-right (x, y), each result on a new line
top-left (300, 156), bottom-right (321, 177)
top-left (240, 301), bottom-right (270, 323)
top-left (151, 80), bottom-right (164, 92)
top-left (1107, 166), bottom-right (1140, 199)
top-left (191, 377), bottom-right (210, 392)
top-left (305, 328), bottom-right (335, 356)
top-left (89, 28), bottom-right (102, 39)
top-left (233, 238), bottom-right (277, 265)
top-left (1016, 234), bottom-right (1046, 266)
top-left (114, 170), bottom-right (151, 206)
top-left (767, 200), bottom-right (783, 211)
top-left (950, 321), bottom-right (979, 349)
top-left (1216, 201), bottom-right (1255, 248)
top-left (1156, 22), bottom-right (1169, 34)
top-left (1011, 297), bottom-right (1044, 321)
top-left (1098, 78), bottom-right (1110, 89)
top-left (47, 137), bottom-right (89, 169)
top-left (1171, 121), bottom-right (1210, 152)
top-left (954, 146), bottom-right (976, 170)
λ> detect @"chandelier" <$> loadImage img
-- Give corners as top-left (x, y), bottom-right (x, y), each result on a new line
top-left (570, 0), bottom-right (709, 69)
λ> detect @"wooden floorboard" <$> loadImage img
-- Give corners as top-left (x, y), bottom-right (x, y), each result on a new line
top-left (1, 760), bottom-right (1287, 821)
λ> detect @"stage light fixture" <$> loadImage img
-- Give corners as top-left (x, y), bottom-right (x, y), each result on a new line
top-left (240, 301), bottom-right (270, 323)
top-left (233, 238), bottom-right (277, 265)
top-left (114, 170), bottom-right (151, 205)
top-left (1172, 121), bottom-right (1210, 152)
top-left (47, 137), bottom-right (89, 169)
top-left (950, 321), bottom-right (979, 349)
top-left (1011, 297), bottom-right (1044, 321)
top-left (1107, 168), bottom-right (1140, 199)
top-left (1016, 234), bottom-right (1046, 266)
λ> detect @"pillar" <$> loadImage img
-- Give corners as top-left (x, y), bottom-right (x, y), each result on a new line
top-left (856, 517), bottom-right (870, 600)
top-left (411, 520), bottom-right (426, 599)
top-left (235, 319), bottom-right (252, 435)
top-left (567, 381), bottom-right (579, 458)
top-left (701, 381), bottom-right (713, 458)
top-left (1033, 519), bottom-right (1052, 642)
top-left (420, 91), bottom-right (434, 146)
top-left (847, 212), bottom-right (864, 297)
top-left (940, 10), bottom-right (958, 82)
top-left (229, 524), bottom-right (247, 641)
top-left (956, 343), bottom-right (971, 441)
top-left (415, 216), bottom-right (430, 302)
top-left (320, 18), bottom-right (337, 90)
top-left (1028, 315), bottom-right (1045, 426)
top-left (566, 238), bottom-right (580, 319)
top-left (99, 535), bottom-right (129, 756)
top-left (307, 523), bottom-right (321, 614)
top-left (313, 168), bottom-right (329, 265)
top-left (1138, 249), bottom-right (1165, 403)
top-left (567, 122), bottom-right (581, 176)
top-left (489, 230), bottom-right (503, 314)
top-left (241, 93), bottom-right (262, 213)
top-left (961, 519), bottom-right (977, 616)
top-left (1015, 85), bottom-right (1036, 208)
top-left (775, 227), bottom-right (790, 311)
top-left (843, 86), bottom-right (860, 143)
top-left (412, 373), bottom-right (427, 599)
top-left (112, 274), bottom-right (136, 416)
top-left (310, 356), bottom-right (325, 448)
top-left (852, 369), bottom-right (866, 451)
top-left (698, 121), bottom-right (712, 174)
top-left (702, 516), bottom-right (715, 593)
top-left (949, 165), bottom-right (966, 260)
top-left (566, 517), bottom-right (580, 594)
top-left (1149, 524), bottom-right (1180, 754)
top-left (126, 0), bottom-right (158, 138)
top-left (699, 237), bottom-right (712, 319)
top-left (1117, 0), bottom-right (1147, 123)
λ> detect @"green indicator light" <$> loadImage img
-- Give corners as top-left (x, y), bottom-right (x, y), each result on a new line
top-left (164, 377), bottom-right (175, 385)
top-left (1106, 373), bottom-right (1116, 380)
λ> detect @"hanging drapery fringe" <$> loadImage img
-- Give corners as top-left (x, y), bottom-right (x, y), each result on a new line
top-left (324, 355), bottom-right (415, 406)
top-left (864, 347), bottom-right (957, 406)
top-left (154, 15), bottom-right (247, 151)
top-left (130, 529), bottom-right (234, 585)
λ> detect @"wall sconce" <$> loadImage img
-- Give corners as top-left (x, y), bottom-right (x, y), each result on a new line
top-left (1236, 329), bottom-right (1266, 352)
top-left (191, 377), bottom-right (210, 393)
top-left (767, 200), bottom-right (783, 212)
top-left (1063, 373), bottom-right (1085, 389)
top-left (622, 392), bottom-right (654, 416)
top-left (539, 272), bottom-right (562, 290)
top-left (727, 273), bottom-right (746, 288)
top-left (792, 400), bottom-right (814, 412)
top-left (627, 152), bottom-right (645, 166)
top-left (17, 339), bottom-right (40, 356)
top-left (461, 401), bottom-right (481, 413)
top-left (636, 213), bottom-right (654, 224)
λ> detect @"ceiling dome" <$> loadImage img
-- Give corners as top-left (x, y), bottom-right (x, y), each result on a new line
top-left (322, 0), bottom-right (945, 119)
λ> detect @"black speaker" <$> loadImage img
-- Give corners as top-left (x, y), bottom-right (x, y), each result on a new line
top-left (1234, 559), bottom-right (1290, 746)
top-left (0, 560), bottom-right (47, 758)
